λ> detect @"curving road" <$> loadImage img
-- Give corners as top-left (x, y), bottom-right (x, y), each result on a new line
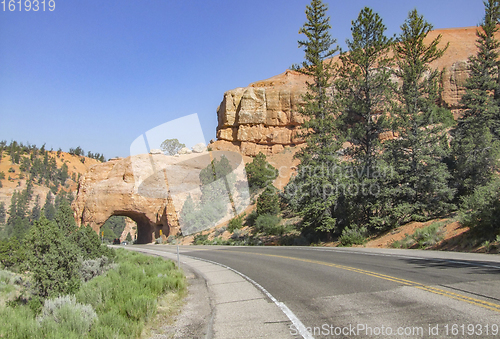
top-left (132, 245), bottom-right (500, 338)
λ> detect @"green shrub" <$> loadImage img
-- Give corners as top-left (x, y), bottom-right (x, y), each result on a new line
top-left (339, 225), bottom-right (367, 246)
top-left (70, 225), bottom-right (114, 261)
top-left (76, 249), bottom-right (185, 336)
top-left (254, 214), bottom-right (284, 235)
top-left (390, 223), bottom-right (444, 249)
top-left (257, 186), bottom-right (280, 216)
top-left (227, 213), bottom-right (245, 233)
top-left (0, 236), bottom-right (26, 271)
top-left (193, 233), bottom-right (208, 245)
top-left (24, 216), bottom-right (81, 298)
top-left (390, 235), bottom-right (415, 249)
top-left (412, 223), bottom-right (444, 248)
top-left (124, 295), bottom-right (157, 321)
top-left (459, 179), bottom-right (500, 234)
top-left (0, 305), bottom-right (39, 338)
top-left (245, 210), bottom-right (258, 226)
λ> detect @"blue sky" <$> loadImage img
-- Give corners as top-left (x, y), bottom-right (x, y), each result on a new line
top-left (0, 0), bottom-right (485, 158)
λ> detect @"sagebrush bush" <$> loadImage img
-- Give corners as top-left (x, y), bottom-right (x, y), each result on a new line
top-left (79, 256), bottom-right (117, 282)
top-left (391, 223), bottom-right (444, 249)
top-left (214, 227), bottom-right (226, 237)
top-left (37, 295), bottom-right (97, 336)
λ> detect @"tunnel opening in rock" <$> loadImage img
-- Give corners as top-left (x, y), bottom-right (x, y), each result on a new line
top-left (100, 210), bottom-right (167, 244)
top-left (100, 215), bottom-right (138, 243)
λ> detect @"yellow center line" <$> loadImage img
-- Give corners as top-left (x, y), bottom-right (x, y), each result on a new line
top-left (223, 250), bottom-right (500, 313)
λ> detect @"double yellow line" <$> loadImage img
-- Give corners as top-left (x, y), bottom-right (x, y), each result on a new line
top-left (228, 250), bottom-right (500, 313)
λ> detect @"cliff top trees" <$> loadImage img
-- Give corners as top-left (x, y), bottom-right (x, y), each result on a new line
top-left (160, 138), bottom-right (185, 156)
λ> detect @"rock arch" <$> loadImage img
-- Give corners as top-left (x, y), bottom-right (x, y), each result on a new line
top-left (72, 155), bottom-right (180, 244)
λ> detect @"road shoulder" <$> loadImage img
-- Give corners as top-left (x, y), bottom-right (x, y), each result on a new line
top-left (124, 247), bottom-right (295, 339)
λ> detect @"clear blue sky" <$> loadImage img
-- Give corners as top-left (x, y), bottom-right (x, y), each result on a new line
top-left (0, 0), bottom-right (485, 158)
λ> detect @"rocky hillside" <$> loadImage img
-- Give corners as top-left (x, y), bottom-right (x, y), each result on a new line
top-left (0, 149), bottom-right (100, 215)
top-left (211, 26), bottom-right (488, 156)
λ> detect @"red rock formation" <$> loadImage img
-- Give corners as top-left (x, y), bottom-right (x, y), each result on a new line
top-left (214, 26), bottom-right (496, 156)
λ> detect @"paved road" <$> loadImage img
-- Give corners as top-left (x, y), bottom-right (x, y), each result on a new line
top-left (132, 245), bottom-right (500, 338)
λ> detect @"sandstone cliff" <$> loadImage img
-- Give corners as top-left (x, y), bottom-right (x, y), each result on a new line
top-left (212, 26), bottom-right (489, 156)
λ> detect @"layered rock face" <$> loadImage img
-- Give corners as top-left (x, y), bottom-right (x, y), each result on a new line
top-left (214, 26), bottom-right (492, 156)
top-left (213, 69), bottom-right (308, 156)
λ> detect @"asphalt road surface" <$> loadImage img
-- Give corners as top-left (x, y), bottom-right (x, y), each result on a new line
top-left (133, 245), bottom-right (500, 338)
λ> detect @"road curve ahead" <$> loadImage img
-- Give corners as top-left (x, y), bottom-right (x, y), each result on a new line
top-left (134, 245), bottom-right (500, 338)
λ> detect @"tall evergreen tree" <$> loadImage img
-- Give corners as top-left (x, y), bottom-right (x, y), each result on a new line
top-left (452, 0), bottom-right (500, 233)
top-left (55, 199), bottom-right (77, 235)
top-left (382, 10), bottom-right (455, 227)
top-left (44, 191), bottom-right (56, 221)
top-left (335, 7), bottom-right (393, 229)
top-left (30, 195), bottom-right (41, 224)
top-left (0, 202), bottom-right (6, 224)
top-left (452, 0), bottom-right (500, 197)
top-left (284, 0), bottom-right (346, 235)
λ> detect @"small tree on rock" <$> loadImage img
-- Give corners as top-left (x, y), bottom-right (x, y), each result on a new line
top-left (160, 138), bottom-right (186, 156)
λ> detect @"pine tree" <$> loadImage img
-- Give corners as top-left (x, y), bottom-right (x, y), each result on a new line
top-left (257, 185), bottom-right (280, 216)
top-left (284, 0), bottom-right (346, 236)
top-left (55, 199), bottom-right (77, 235)
top-left (25, 215), bottom-right (81, 297)
top-left (382, 10), bottom-right (455, 227)
top-left (335, 7), bottom-right (393, 228)
top-left (452, 0), bottom-right (500, 233)
top-left (30, 195), bottom-right (41, 224)
top-left (44, 191), bottom-right (56, 220)
top-left (452, 0), bottom-right (500, 197)
top-left (244, 152), bottom-right (278, 193)
top-left (0, 202), bottom-right (6, 224)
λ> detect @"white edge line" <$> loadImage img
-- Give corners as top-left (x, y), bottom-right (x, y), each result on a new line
top-left (181, 254), bottom-right (315, 339)
top-left (125, 247), bottom-right (314, 339)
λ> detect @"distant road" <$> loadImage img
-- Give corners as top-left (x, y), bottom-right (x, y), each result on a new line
top-left (133, 245), bottom-right (500, 338)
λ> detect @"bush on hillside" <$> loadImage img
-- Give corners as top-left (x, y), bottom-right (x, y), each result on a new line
top-left (245, 152), bottom-right (278, 193)
top-left (257, 185), bottom-right (280, 216)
